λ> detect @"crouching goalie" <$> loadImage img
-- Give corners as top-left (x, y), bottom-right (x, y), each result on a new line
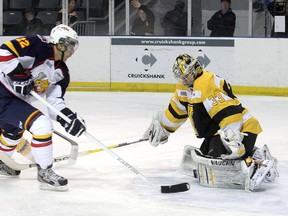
top-left (143, 53), bottom-right (279, 191)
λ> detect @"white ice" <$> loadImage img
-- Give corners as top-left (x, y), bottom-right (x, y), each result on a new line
top-left (1, 92), bottom-right (287, 216)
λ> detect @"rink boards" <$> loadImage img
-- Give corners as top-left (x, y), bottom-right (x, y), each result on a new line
top-left (0, 36), bottom-right (287, 96)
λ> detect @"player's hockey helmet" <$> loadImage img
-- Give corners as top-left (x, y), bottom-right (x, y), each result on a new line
top-left (172, 54), bottom-right (203, 89)
top-left (50, 24), bottom-right (79, 53)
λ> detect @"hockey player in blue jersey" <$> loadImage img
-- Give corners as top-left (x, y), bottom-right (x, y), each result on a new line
top-left (0, 24), bottom-right (86, 191)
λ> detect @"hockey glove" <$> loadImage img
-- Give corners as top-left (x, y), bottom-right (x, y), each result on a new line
top-left (143, 111), bottom-right (170, 147)
top-left (218, 129), bottom-right (247, 160)
top-left (12, 76), bottom-right (34, 96)
top-left (8, 67), bottom-right (34, 96)
top-left (57, 108), bottom-right (86, 137)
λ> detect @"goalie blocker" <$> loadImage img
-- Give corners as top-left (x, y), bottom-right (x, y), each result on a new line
top-left (179, 144), bottom-right (279, 191)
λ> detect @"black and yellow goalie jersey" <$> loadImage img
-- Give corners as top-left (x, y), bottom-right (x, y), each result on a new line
top-left (161, 70), bottom-right (262, 138)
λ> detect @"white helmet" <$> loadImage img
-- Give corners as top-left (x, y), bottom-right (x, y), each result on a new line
top-left (172, 53), bottom-right (203, 89)
top-left (50, 24), bottom-right (79, 53)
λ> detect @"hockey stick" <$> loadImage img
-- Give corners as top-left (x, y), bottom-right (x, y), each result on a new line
top-left (54, 130), bottom-right (148, 161)
top-left (0, 130), bottom-right (79, 170)
top-left (14, 130), bottom-right (79, 166)
top-left (30, 91), bottom-right (190, 193)
top-left (51, 131), bottom-right (147, 165)
top-left (0, 136), bottom-right (147, 170)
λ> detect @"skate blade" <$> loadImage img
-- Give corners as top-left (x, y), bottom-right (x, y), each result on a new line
top-left (0, 171), bottom-right (20, 177)
top-left (39, 182), bottom-right (69, 191)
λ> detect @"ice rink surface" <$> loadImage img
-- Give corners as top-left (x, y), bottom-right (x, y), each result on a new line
top-left (0, 92), bottom-right (287, 216)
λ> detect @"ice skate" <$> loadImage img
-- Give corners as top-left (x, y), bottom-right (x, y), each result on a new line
top-left (0, 160), bottom-right (21, 176)
top-left (261, 146), bottom-right (279, 182)
top-left (37, 164), bottom-right (68, 191)
top-left (249, 159), bottom-right (274, 191)
top-left (252, 145), bottom-right (279, 183)
top-left (264, 163), bottom-right (279, 182)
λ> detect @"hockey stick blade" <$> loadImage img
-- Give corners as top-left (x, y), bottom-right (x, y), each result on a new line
top-left (53, 130), bottom-right (79, 165)
top-left (161, 182), bottom-right (190, 193)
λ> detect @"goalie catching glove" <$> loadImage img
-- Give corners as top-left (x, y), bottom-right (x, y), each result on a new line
top-left (143, 111), bottom-right (170, 147)
top-left (57, 108), bottom-right (86, 137)
top-left (218, 128), bottom-right (247, 160)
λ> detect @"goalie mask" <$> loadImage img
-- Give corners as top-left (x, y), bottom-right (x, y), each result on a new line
top-left (50, 24), bottom-right (79, 54)
top-left (172, 54), bottom-right (203, 90)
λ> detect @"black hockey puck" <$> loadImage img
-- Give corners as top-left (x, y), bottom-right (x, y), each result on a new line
top-left (161, 182), bottom-right (190, 193)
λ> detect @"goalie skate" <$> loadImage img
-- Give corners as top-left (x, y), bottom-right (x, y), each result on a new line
top-left (251, 144), bottom-right (279, 182)
top-left (248, 159), bottom-right (274, 191)
top-left (37, 165), bottom-right (68, 191)
top-left (0, 160), bottom-right (21, 176)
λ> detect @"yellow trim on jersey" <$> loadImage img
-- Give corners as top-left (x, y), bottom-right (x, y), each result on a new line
top-left (0, 136), bottom-right (17, 147)
top-left (219, 113), bottom-right (243, 129)
top-left (242, 116), bottom-right (263, 134)
top-left (4, 41), bottom-right (20, 57)
top-left (24, 110), bottom-right (41, 130)
top-left (162, 85), bottom-right (190, 131)
top-left (162, 124), bottom-right (179, 132)
top-left (32, 133), bottom-right (52, 140)
top-left (164, 109), bottom-right (187, 124)
top-left (242, 108), bottom-right (249, 115)
top-left (169, 98), bottom-right (188, 117)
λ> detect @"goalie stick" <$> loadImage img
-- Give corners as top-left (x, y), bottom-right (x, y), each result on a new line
top-left (30, 91), bottom-right (190, 194)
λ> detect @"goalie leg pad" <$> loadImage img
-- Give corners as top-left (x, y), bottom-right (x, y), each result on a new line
top-left (179, 144), bottom-right (279, 191)
top-left (179, 145), bottom-right (247, 189)
top-left (179, 145), bottom-right (198, 178)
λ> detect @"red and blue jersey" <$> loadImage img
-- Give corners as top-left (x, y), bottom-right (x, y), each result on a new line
top-left (0, 35), bottom-right (70, 120)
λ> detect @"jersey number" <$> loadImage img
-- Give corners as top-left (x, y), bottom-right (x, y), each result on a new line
top-left (16, 38), bottom-right (30, 48)
top-left (208, 93), bottom-right (225, 106)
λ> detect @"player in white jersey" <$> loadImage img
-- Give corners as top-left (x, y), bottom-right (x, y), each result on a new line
top-left (0, 24), bottom-right (86, 191)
